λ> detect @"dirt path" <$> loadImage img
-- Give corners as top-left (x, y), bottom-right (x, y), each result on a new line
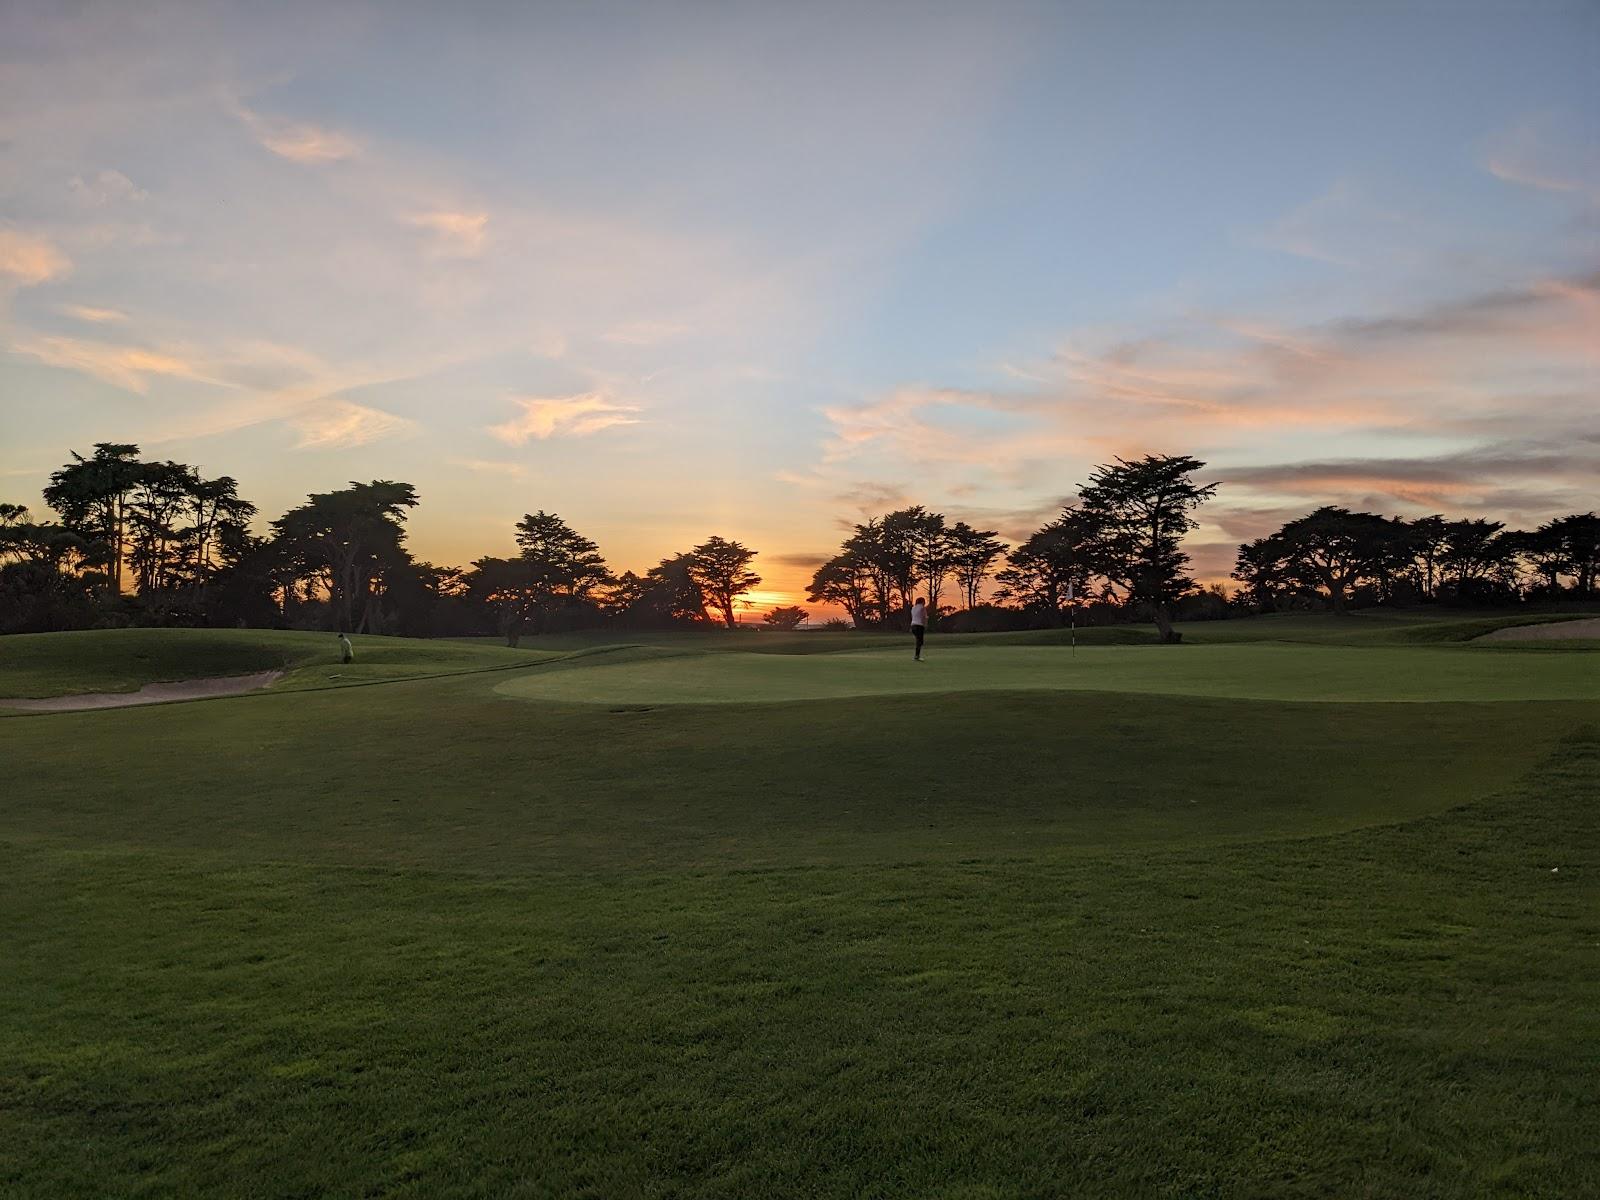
top-left (1478, 617), bottom-right (1600, 643)
top-left (1, 670), bottom-right (285, 713)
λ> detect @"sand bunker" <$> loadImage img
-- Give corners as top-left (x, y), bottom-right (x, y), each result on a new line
top-left (2, 670), bottom-right (284, 713)
top-left (1478, 618), bottom-right (1600, 643)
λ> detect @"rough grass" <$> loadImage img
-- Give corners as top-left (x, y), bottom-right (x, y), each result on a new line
top-left (0, 629), bottom-right (544, 699)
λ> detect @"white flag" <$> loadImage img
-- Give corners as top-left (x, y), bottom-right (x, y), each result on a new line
top-left (1067, 581), bottom-right (1075, 602)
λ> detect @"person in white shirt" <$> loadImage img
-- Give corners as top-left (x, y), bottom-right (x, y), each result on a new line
top-left (910, 597), bottom-right (927, 661)
top-left (338, 633), bottom-right (354, 664)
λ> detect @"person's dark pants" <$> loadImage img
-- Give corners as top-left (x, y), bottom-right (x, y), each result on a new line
top-left (912, 624), bottom-right (925, 659)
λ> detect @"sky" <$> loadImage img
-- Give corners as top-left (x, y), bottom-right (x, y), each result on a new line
top-left (2, 0), bottom-right (1596, 611)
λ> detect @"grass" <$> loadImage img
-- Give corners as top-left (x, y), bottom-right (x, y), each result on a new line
top-left (495, 642), bottom-right (1600, 705)
top-left (0, 628), bottom-right (546, 699)
top-left (1, 611), bottom-right (1597, 1196)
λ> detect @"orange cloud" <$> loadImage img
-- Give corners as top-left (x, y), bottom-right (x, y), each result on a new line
top-left (237, 105), bottom-right (360, 164)
top-left (0, 230), bottom-right (70, 286)
top-left (60, 304), bottom-right (128, 323)
top-left (488, 393), bottom-right (641, 444)
top-left (11, 335), bottom-right (215, 393)
top-left (406, 210), bottom-right (489, 256)
top-left (290, 400), bottom-right (417, 449)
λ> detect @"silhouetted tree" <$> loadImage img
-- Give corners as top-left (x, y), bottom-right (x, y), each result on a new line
top-left (1078, 454), bottom-right (1218, 642)
top-left (43, 443), bottom-right (143, 594)
top-left (641, 553), bottom-right (710, 625)
top-left (1436, 519), bottom-right (1519, 602)
top-left (463, 511), bottom-right (614, 642)
top-left (762, 604), bottom-right (808, 630)
top-left (1405, 515), bottom-right (1449, 600)
top-left (1541, 512), bottom-right (1599, 596)
top-left (806, 552), bottom-right (874, 628)
top-left (948, 522), bottom-right (1006, 611)
top-left (688, 536), bottom-right (761, 628)
top-left (1230, 534), bottom-right (1299, 610)
top-left (608, 553), bottom-right (709, 627)
top-left (1283, 507), bottom-right (1396, 612)
top-left (466, 557), bottom-right (543, 646)
top-left (994, 509), bottom-right (1099, 623)
top-left (272, 481), bottom-right (419, 634)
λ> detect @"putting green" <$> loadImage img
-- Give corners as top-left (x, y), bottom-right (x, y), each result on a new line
top-left (497, 643), bottom-right (1600, 705)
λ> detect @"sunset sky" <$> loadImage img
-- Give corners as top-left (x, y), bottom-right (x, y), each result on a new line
top-left (2, 1), bottom-right (1596, 609)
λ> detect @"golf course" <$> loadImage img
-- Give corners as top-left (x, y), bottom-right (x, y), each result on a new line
top-left (2, 611), bottom-right (1597, 1197)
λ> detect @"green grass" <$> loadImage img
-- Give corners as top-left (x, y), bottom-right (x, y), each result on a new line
top-left (0, 628), bottom-right (547, 699)
top-left (1, 613), bottom-right (1597, 1196)
top-left (497, 643), bottom-right (1600, 706)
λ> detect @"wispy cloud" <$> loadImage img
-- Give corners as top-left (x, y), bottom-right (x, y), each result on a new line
top-left (602, 320), bottom-right (691, 346)
top-left (448, 457), bottom-right (529, 477)
top-left (1483, 114), bottom-right (1600, 199)
top-left (67, 169), bottom-right (147, 206)
top-left (1219, 440), bottom-right (1600, 517)
top-left (406, 210), bottom-right (489, 256)
top-left (59, 304), bottom-right (128, 324)
top-left (529, 330), bottom-right (568, 359)
top-left (10, 335), bottom-right (218, 392)
top-left (290, 400), bottom-right (417, 449)
top-left (0, 230), bottom-right (71, 286)
top-left (1251, 182), bottom-right (1405, 267)
top-left (236, 104), bottom-right (360, 164)
top-left (488, 393), bottom-right (641, 444)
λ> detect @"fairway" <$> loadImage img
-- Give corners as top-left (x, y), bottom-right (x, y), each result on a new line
top-left (497, 641), bottom-right (1600, 705)
top-left (3, 614), bottom-right (1597, 1197)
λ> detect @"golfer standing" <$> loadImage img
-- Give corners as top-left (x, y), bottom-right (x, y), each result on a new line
top-left (910, 597), bottom-right (927, 661)
top-left (339, 633), bottom-right (354, 664)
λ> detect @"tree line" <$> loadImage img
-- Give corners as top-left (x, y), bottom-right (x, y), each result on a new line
top-left (3, 444), bottom-right (1594, 639)
top-left (1231, 507), bottom-right (1599, 611)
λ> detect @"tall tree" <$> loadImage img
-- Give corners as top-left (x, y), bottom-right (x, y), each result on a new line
top-left (1078, 454), bottom-right (1218, 642)
top-left (465, 557), bottom-right (544, 647)
top-left (0, 503), bottom-right (106, 575)
top-left (128, 460), bottom-right (197, 596)
top-left (513, 510), bottom-right (612, 607)
top-left (42, 443), bottom-right (143, 594)
top-left (806, 551), bottom-right (874, 628)
top-left (1266, 507), bottom-right (1398, 613)
top-left (1542, 512), bottom-right (1599, 596)
top-left (606, 554), bottom-right (710, 628)
top-left (948, 521), bottom-right (1006, 611)
top-left (1438, 519), bottom-right (1516, 590)
top-left (906, 508), bottom-right (957, 621)
top-left (994, 510), bottom-right (1099, 622)
top-left (688, 536), bottom-right (761, 628)
top-left (271, 481), bottom-right (419, 633)
top-left (1231, 534), bottom-right (1298, 610)
top-left (641, 553), bottom-right (710, 625)
top-left (1406, 515), bottom-right (1449, 600)
top-left (185, 475), bottom-right (257, 598)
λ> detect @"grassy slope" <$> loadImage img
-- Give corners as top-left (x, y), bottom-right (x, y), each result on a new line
top-left (3, 728), bottom-right (1595, 1197)
top-left (0, 628), bottom-right (547, 699)
top-left (2, 677), bottom-right (1589, 867)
